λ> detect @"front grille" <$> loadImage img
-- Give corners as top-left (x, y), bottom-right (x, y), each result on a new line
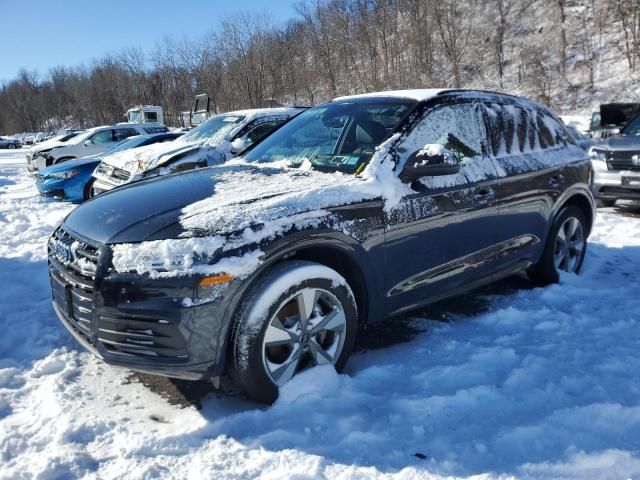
top-left (49, 227), bottom-right (190, 362)
top-left (607, 150), bottom-right (640, 171)
top-left (48, 227), bottom-right (100, 341)
top-left (111, 167), bottom-right (131, 181)
top-left (97, 314), bottom-right (189, 360)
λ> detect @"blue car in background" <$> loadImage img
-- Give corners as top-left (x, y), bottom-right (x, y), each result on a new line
top-left (36, 132), bottom-right (183, 202)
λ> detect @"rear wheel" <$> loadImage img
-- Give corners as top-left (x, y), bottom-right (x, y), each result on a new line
top-left (7, 144), bottom-right (16, 149)
top-left (528, 206), bottom-right (588, 285)
top-left (228, 261), bottom-right (357, 404)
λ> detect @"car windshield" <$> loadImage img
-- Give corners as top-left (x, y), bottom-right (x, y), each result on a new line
top-left (621, 115), bottom-right (640, 136)
top-left (242, 101), bottom-right (415, 173)
top-left (181, 114), bottom-right (246, 145)
top-left (102, 136), bottom-right (143, 155)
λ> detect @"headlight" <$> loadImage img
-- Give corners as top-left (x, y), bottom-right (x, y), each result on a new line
top-left (111, 237), bottom-right (224, 275)
top-left (49, 170), bottom-right (79, 179)
top-left (589, 147), bottom-right (608, 161)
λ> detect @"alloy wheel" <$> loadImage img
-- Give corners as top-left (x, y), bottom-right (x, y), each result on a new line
top-left (554, 216), bottom-right (585, 273)
top-left (262, 287), bottom-right (347, 386)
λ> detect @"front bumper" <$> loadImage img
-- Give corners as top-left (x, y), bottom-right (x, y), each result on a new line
top-left (48, 227), bottom-right (240, 380)
top-left (593, 169), bottom-right (640, 201)
top-left (92, 175), bottom-right (124, 195)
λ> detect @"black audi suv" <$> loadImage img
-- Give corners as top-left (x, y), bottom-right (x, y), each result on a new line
top-left (48, 89), bottom-right (595, 403)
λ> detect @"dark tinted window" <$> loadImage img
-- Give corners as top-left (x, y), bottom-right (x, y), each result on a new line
top-left (516, 108), bottom-right (528, 152)
top-left (144, 111), bottom-right (158, 122)
top-left (621, 115), bottom-right (640, 136)
top-left (484, 105), bottom-right (504, 155)
top-left (238, 120), bottom-right (285, 145)
top-left (536, 114), bottom-right (555, 149)
top-left (114, 128), bottom-right (139, 142)
top-left (143, 126), bottom-right (169, 134)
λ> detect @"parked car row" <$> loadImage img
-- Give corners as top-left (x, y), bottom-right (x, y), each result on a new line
top-left (48, 89), bottom-right (597, 404)
top-left (28, 108), bottom-right (303, 203)
top-left (0, 136), bottom-right (22, 149)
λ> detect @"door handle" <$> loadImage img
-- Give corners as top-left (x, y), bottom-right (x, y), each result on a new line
top-left (473, 188), bottom-right (495, 203)
top-left (549, 174), bottom-right (565, 187)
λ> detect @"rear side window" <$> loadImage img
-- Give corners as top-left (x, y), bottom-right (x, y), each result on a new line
top-left (398, 102), bottom-right (487, 166)
top-left (483, 103), bottom-right (571, 156)
top-left (238, 119), bottom-right (286, 145)
top-left (114, 128), bottom-right (139, 142)
top-left (143, 126), bottom-right (169, 134)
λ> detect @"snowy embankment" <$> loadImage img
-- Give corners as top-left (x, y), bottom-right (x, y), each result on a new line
top-left (1, 148), bottom-right (639, 479)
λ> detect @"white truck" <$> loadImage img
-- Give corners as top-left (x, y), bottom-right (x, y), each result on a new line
top-left (125, 105), bottom-right (164, 126)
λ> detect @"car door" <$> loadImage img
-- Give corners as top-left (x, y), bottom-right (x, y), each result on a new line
top-left (384, 100), bottom-right (502, 316)
top-left (485, 102), bottom-right (573, 276)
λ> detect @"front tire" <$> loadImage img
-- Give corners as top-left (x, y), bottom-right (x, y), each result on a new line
top-left (228, 261), bottom-right (358, 404)
top-left (7, 144), bottom-right (16, 149)
top-left (528, 205), bottom-right (588, 285)
top-left (83, 179), bottom-right (96, 201)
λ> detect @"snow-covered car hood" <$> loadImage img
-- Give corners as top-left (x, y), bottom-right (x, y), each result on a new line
top-left (64, 163), bottom-right (367, 244)
top-left (99, 141), bottom-right (221, 177)
top-left (595, 135), bottom-right (640, 151)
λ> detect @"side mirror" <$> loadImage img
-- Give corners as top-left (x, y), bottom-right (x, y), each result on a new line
top-left (84, 140), bottom-right (92, 147)
top-left (400, 144), bottom-right (461, 181)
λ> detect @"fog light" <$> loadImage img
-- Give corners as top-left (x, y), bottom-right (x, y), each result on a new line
top-left (199, 274), bottom-right (234, 287)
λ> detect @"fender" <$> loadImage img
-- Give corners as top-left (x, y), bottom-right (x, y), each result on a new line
top-left (209, 229), bottom-right (384, 375)
top-left (545, 180), bottom-right (596, 243)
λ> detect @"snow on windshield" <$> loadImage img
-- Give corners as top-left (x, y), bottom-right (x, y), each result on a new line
top-left (181, 114), bottom-right (246, 146)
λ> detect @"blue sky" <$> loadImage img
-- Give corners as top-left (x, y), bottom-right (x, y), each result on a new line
top-left (0, 0), bottom-right (297, 82)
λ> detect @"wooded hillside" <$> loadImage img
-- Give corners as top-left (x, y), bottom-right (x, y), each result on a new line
top-left (1, 0), bottom-right (639, 132)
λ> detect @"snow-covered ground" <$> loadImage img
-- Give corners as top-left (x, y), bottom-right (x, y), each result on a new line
top-left (1, 147), bottom-right (640, 479)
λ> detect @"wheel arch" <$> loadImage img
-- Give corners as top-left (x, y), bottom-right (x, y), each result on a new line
top-left (553, 187), bottom-right (596, 236)
top-left (213, 234), bottom-right (381, 377)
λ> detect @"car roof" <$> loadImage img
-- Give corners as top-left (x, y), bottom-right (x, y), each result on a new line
top-left (334, 89), bottom-right (449, 102)
top-left (218, 107), bottom-right (304, 120)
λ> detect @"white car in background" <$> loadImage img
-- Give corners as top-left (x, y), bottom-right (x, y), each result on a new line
top-left (92, 107), bottom-right (304, 193)
top-left (29, 123), bottom-right (168, 172)
top-left (26, 130), bottom-right (85, 169)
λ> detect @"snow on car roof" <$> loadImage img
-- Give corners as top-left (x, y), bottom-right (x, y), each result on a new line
top-left (220, 107), bottom-right (304, 120)
top-left (333, 89), bottom-right (449, 102)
